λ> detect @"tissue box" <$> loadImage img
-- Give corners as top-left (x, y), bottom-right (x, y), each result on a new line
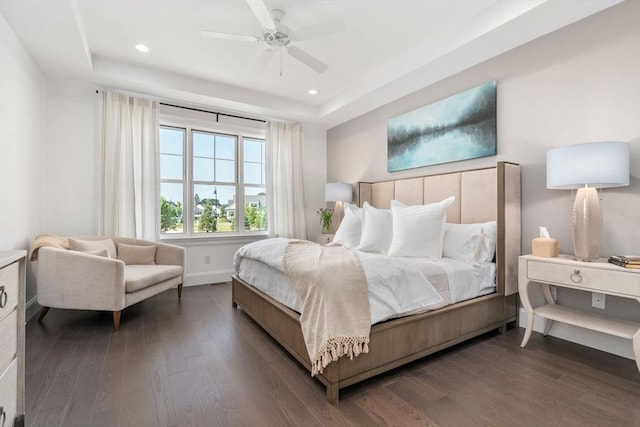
top-left (532, 237), bottom-right (559, 257)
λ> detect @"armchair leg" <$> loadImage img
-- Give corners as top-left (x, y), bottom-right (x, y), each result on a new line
top-left (177, 284), bottom-right (183, 300)
top-left (113, 311), bottom-right (121, 331)
top-left (37, 306), bottom-right (50, 323)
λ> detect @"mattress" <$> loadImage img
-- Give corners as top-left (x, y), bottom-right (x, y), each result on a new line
top-left (236, 245), bottom-right (495, 325)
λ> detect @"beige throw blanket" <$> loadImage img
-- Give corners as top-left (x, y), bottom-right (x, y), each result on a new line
top-left (283, 240), bottom-right (371, 376)
top-left (30, 234), bottom-right (69, 261)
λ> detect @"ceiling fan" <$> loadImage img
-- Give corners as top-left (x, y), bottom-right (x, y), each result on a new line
top-left (200, 0), bottom-right (344, 74)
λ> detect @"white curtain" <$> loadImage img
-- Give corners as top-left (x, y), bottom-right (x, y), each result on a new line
top-left (99, 92), bottom-right (160, 240)
top-left (266, 121), bottom-right (307, 239)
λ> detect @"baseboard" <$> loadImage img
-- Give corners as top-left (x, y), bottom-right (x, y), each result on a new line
top-left (24, 295), bottom-right (42, 323)
top-left (518, 307), bottom-right (635, 360)
top-left (25, 295), bottom-right (41, 322)
top-left (184, 269), bottom-right (234, 286)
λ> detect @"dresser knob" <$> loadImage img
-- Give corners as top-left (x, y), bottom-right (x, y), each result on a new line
top-left (0, 285), bottom-right (7, 308)
top-left (570, 270), bottom-right (582, 283)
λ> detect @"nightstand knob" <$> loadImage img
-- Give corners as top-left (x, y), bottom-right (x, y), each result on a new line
top-left (570, 270), bottom-right (582, 283)
top-left (0, 285), bottom-right (6, 308)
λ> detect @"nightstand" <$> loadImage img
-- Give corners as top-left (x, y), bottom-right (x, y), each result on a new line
top-left (316, 233), bottom-right (335, 245)
top-left (519, 254), bottom-right (640, 372)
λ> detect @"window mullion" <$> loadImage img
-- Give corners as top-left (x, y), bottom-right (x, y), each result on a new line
top-left (185, 126), bottom-right (194, 235)
top-left (237, 134), bottom-right (245, 233)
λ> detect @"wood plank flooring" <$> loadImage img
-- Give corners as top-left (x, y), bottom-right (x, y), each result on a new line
top-left (25, 283), bottom-right (640, 426)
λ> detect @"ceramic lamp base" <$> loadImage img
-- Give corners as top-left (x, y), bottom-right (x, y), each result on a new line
top-left (572, 186), bottom-right (603, 261)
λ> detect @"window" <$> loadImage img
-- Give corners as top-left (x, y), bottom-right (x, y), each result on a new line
top-left (159, 120), bottom-right (267, 236)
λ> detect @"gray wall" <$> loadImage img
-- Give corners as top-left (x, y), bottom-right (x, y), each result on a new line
top-left (327, 1), bottom-right (640, 358)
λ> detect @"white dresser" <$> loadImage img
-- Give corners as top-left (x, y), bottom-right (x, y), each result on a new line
top-left (0, 251), bottom-right (26, 427)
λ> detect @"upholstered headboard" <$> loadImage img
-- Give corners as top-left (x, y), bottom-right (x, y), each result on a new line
top-left (358, 162), bottom-right (521, 296)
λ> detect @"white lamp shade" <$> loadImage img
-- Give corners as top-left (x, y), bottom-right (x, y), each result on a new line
top-left (325, 182), bottom-right (352, 202)
top-left (547, 141), bottom-right (630, 189)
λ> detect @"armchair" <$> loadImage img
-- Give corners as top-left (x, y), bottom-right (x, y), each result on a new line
top-left (35, 236), bottom-right (185, 330)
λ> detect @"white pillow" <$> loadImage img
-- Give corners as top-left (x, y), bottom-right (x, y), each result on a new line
top-left (83, 249), bottom-right (109, 258)
top-left (356, 202), bottom-right (393, 254)
top-left (443, 221), bottom-right (497, 264)
top-left (117, 243), bottom-right (157, 265)
top-left (69, 238), bottom-right (117, 259)
top-left (388, 196), bottom-right (455, 258)
top-left (478, 221), bottom-right (497, 263)
top-left (332, 203), bottom-right (363, 249)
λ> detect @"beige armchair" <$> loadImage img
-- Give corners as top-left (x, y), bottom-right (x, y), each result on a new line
top-left (35, 236), bottom-right (185, 330)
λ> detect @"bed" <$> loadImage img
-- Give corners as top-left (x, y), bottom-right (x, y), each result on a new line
top-left (232, 161), bottom-right (521, 402)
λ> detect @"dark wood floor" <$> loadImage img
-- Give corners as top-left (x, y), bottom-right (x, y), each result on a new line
top-left (25, 283), bottom-right (640, 427)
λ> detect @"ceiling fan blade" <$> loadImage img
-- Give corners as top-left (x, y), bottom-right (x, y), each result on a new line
top-left (246, 0), bottom-right (276, 31)
top-left (287, 46), bottom-right (329, 73)
top-left (200, 31), bottom-right (261, 43)
top-left (290, 19), bottom-right (346, 42)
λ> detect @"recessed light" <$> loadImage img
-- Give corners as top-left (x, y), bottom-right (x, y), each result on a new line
top-left (135, 44), bottom-right (150, 53)
top-left (308, 89), bottom-right (318, 95)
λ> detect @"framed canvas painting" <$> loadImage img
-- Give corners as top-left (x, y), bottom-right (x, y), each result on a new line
top-left (387, 81), bottom-right (497, 172)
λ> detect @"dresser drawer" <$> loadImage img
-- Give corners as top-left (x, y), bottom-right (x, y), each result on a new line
top-left (0, 358), bottom-right (17, 427)
top-left (0, 262), bottom-right (19, 323)
top-left (527, 260), bottom-right (640, 297)
top-left (0, 310), bottom-right (17, 376)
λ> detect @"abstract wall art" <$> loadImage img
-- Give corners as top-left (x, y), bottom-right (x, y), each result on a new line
top-left (388, 81), bottom-right (497, 172)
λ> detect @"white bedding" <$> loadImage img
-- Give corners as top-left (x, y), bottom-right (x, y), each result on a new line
top-left (234, 238), bottom-right (496, 325)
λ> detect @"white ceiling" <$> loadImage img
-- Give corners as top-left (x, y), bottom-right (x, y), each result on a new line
top-left (0, 0), bottom-right (622, 128)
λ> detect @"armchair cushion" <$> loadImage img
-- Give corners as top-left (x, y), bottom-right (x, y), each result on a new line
top-left (117, 243), bottom-right (156, 265)
top-left (125, 265), bottom-right (183, 293)
top-left (84, 249), bottom-right (109, 257)
top-left (69, 238), bottom-right (117, 258)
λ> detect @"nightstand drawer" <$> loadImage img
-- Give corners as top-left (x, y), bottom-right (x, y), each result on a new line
top-left (0, 262), bottom-right (18, 323)
top-left (527, 260), bottom-right (640, 297)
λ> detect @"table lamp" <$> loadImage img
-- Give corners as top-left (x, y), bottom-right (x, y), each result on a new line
top-left (547, 141), bottom-right (629, 261)
top-left (325, 182), bottom-right (352, 229)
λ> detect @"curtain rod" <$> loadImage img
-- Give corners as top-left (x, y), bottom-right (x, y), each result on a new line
top-left (95, 90), bottom-right (266, 123)
top-left (160, 102), bottom-right (266, 123)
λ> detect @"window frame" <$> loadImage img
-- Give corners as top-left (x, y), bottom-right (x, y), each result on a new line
top-left (159, 112), bottom-right (267, 240)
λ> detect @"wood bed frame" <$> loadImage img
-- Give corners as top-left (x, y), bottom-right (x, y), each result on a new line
top-left (232, 162), bottom-right (521, 403)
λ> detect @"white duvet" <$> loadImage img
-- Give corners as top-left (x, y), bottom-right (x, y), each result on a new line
top-left (234, 238), bottom-right (495, 325)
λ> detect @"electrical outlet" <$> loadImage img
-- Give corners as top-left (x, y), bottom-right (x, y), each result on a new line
top-left (592, 292), bottom-right (605, 309)
top-left (204, 255), bottom-right (211, 264)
